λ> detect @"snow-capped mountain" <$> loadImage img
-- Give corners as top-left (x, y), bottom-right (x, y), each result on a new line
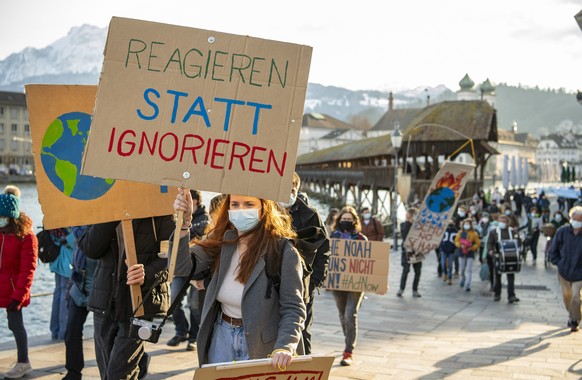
top-left (0, 24), bottom-right (107, 89)
top-left (0, 24), bottom-right (454, 124)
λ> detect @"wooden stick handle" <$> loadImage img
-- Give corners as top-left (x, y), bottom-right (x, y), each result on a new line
top-left (121, 220), bottom-right (144, 317)
top-left (168, 187), bottom-right (190, 282)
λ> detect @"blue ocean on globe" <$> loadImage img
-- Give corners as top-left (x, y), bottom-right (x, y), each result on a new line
top-left (425, 186), bottom-right (455, 213)
top-left (40, 112), bottom-right (115, 200)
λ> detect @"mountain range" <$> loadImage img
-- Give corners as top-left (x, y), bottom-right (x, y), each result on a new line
top-left (1, 24), bottom-right (581, 136)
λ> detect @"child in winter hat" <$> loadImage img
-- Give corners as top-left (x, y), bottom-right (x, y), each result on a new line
top-left (0, 185), bottom-right (21, 219)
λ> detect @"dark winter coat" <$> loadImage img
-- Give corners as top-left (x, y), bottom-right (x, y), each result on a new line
top-left (548, 225), bottom-right (582, 282)
top-left (80, 216), bottom-right (174, 321)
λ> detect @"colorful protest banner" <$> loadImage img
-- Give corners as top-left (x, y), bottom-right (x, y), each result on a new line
top-left (403, 161), bottom-right (475, 262)
top-left (81, 17), bottom-right (312, 202)
top-left (194, 356), bottom-right (334, 380)
top-left (323, 238), bottom-right (390, 295)
top-left (25, 85), bottom-right (176, 229)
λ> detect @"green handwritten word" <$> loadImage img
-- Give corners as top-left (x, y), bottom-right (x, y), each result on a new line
top-left (125, 39), bottom-right (289, 88)
top-left (340, 274), bottom-right (379, 292)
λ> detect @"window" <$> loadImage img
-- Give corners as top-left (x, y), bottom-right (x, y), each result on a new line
top-left (0, 123), bottom-right (4, 133)
top-left (24, 124), bottom-right (30, 136)
top-left (10, 140), bottom-right (18, 152)
top-left (10, 108), bottom-right (18, 119)
top-left (0, 107), bottom-right (3, 116)
top-left (0, 139), bottom-right (4, 150)
top-left (11, 124), bottom-right (17, 133)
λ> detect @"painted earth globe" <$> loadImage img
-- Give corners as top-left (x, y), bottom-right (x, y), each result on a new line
top-left (425, 186), bottom-right (455, 213)
top-left (40, 112), bottom-right (115, 200)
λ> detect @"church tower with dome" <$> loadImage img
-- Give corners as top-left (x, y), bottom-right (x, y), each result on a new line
top-left (455, 73), bottom-right (496, 106)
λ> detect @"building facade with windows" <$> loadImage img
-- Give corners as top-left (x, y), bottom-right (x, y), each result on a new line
top-left (0, 91), bottom-right (33, 174)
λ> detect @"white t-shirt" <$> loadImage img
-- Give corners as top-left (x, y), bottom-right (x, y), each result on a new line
top-left (216, 248), bottom-right (244, 319)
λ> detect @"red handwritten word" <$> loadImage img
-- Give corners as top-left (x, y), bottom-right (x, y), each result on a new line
top-left (107, 128), bottom-right (287, 176)
top-left (216, 370), bottom-right (323, 380)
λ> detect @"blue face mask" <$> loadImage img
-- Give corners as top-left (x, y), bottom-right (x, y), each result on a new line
top-left (0, 217), bottom-right (8, 228)
top-left (228, 208), bottom-right (261, 233)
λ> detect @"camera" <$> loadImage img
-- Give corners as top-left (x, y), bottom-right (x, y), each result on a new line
top-left (129, 317), bottom-right (162, 343)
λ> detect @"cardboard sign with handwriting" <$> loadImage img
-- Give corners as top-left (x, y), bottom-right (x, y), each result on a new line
top-left (25, 84), bottom-right (175, 229)
top-left (193, 356), bottom-right (334, 380)
top-left (323, 239), bottom-right (390, 295)
top-left (82, 17), bottom-right (312, 202)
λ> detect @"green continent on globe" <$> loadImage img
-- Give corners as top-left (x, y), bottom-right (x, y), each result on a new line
top-left (54, 159), bottom-right (78, 197)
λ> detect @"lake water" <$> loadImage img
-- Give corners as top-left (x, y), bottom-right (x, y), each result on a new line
top-left (0, 184), bottom-right (334, 344)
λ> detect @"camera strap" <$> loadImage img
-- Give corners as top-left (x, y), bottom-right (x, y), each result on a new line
top-left (132, 259), bottom-right (197, 328)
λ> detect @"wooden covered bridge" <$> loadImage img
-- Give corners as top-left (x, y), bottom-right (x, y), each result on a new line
top-left (295, 100), bottom-right (499, 223)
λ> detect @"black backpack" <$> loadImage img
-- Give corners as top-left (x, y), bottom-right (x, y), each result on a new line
top-left (264, 227), bottom-right (327, 304)
top-left (36, 229), bottom-right (61, 263)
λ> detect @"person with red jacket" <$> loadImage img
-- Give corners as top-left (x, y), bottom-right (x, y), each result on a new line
top-left (0, 185), bottom-right (38, 379)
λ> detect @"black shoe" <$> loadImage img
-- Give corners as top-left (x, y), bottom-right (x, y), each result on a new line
top-left (494, 295), bottom-right (501, 301)
top-left (508, 296), bottom-right (520, 304)
top-left (167, 335), bottom-right (187, 347)
top-left (571, 320), bottom-right (579, 332)
top-left (138, 352), bottom-right (150, 379)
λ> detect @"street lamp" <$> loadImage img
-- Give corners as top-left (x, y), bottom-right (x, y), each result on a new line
top-left (390, 121), bottom-right (403, 251)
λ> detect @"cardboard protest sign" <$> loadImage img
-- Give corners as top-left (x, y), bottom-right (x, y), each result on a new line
top-left (81, 17), bottom-right (312, 202)
top-left (323, 239), bottom-right (390, 295)
top-left (403, 161), bottom-right (474, 262)
top-left (194, 356), bottom-right (334, 380)
top-left (25, 84), bottom-right (176, 229)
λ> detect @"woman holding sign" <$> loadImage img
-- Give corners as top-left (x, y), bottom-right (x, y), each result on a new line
top-left (329, 206), bottom-right (367, 367)
top-left (172, 190), bottom-right (306, 370)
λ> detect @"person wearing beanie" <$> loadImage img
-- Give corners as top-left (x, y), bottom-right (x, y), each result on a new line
top-left (0, 185), bottom-right (38, 379)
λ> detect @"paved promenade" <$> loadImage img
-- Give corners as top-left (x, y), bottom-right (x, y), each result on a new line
top-left (1, 245), bottom-right (580, 379)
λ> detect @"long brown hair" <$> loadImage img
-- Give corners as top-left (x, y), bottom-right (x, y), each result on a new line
top-left (332, 206), bottom-right (362, 233)
top-left (195, 195), bottom-right (297, 284)
top-left (2, 212), bottom-right (33, 239)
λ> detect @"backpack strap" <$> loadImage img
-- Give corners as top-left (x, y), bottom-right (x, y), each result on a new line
top-left (264, 238), bottom-right (286, 299)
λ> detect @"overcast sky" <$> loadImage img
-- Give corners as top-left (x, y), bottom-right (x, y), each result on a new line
top-left (2, 0), bottom-right (581, 92)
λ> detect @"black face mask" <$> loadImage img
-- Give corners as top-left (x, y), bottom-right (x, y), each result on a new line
top-left (340, 221), bottom-right (355, 232)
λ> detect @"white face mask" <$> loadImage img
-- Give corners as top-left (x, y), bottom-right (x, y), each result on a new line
top-left (278, 194), bottom-right (297, 209)
top-left (498, 222), bottom-right (507, 229)
top-left (555, 214), bottom-right (562, 222)
top-left (482, 217), bottom-right (489, 223)
top-left (0, 217), bottom-right (9, 228)
top-left (571, 220), bottom-right (582, 229)
top-left (363, 212), bottom-right (371, 220)
top-left (463, 224), bottom-right (471, 230)
top-left (458, 211), bottom-right (466, 218)
top-left (504, 210), bottom-right (512, 216)
top-left (228, 208), bottom-right (261, 233)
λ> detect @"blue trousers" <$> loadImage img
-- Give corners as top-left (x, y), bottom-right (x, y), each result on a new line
top-left (50, 273), bottom-right (69, 340)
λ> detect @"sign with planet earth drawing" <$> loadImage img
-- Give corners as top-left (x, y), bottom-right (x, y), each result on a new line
top-left (26, 84), bottom-right (176, 229)
top-left (403, 161), bottom-right (474, 260)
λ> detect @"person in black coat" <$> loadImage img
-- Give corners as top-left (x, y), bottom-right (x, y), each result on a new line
top-left (80, 215), bottom-right (174, 380)
top-left (282, 172), bottom-right (330, 355)
top-left (397, 208), bottom-right (422, 297)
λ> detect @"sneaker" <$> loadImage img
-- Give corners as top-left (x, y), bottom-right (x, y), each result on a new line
top-left (5, 362), bottom-right (32, 379)
top-left (340, 351), bottom-right (352, 366)
top-left (508, 296), bottom-right (520, 304)
top-left (396, 289), bottom-right (403, 297)
top-left (494, 295), bottom-right (501, 301)
top-left (412, 291), bottom-right (422, 298)
top-left (466, 288), bottom-right (471, 292)
top-left (448, 279), bottom-right (452, 285)
top-left (167, 335), bottom-right (187, 347)
top-left (571, 320), bottom-right (579, 332)
top-left (459, 280), bottom-right (465, 288)
top-left (186, 341), bottom-right (196, 351)
top-left (443, 276), bottom-right (448, 282)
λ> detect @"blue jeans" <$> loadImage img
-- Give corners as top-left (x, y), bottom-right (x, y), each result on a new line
top-left (459, 256), bottom-right (474, 289)
top-left (50, 273), bottom-right (69, 340)
top-left (7, 309), bottom-right (28, 363)
top-left (441, 252), bottom-right (455, 279)
top-left (207, 315), bottom-right (249, 364)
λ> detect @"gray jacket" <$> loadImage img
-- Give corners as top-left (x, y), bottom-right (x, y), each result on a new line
top-left (175, 230), bottom-right (306, 365)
